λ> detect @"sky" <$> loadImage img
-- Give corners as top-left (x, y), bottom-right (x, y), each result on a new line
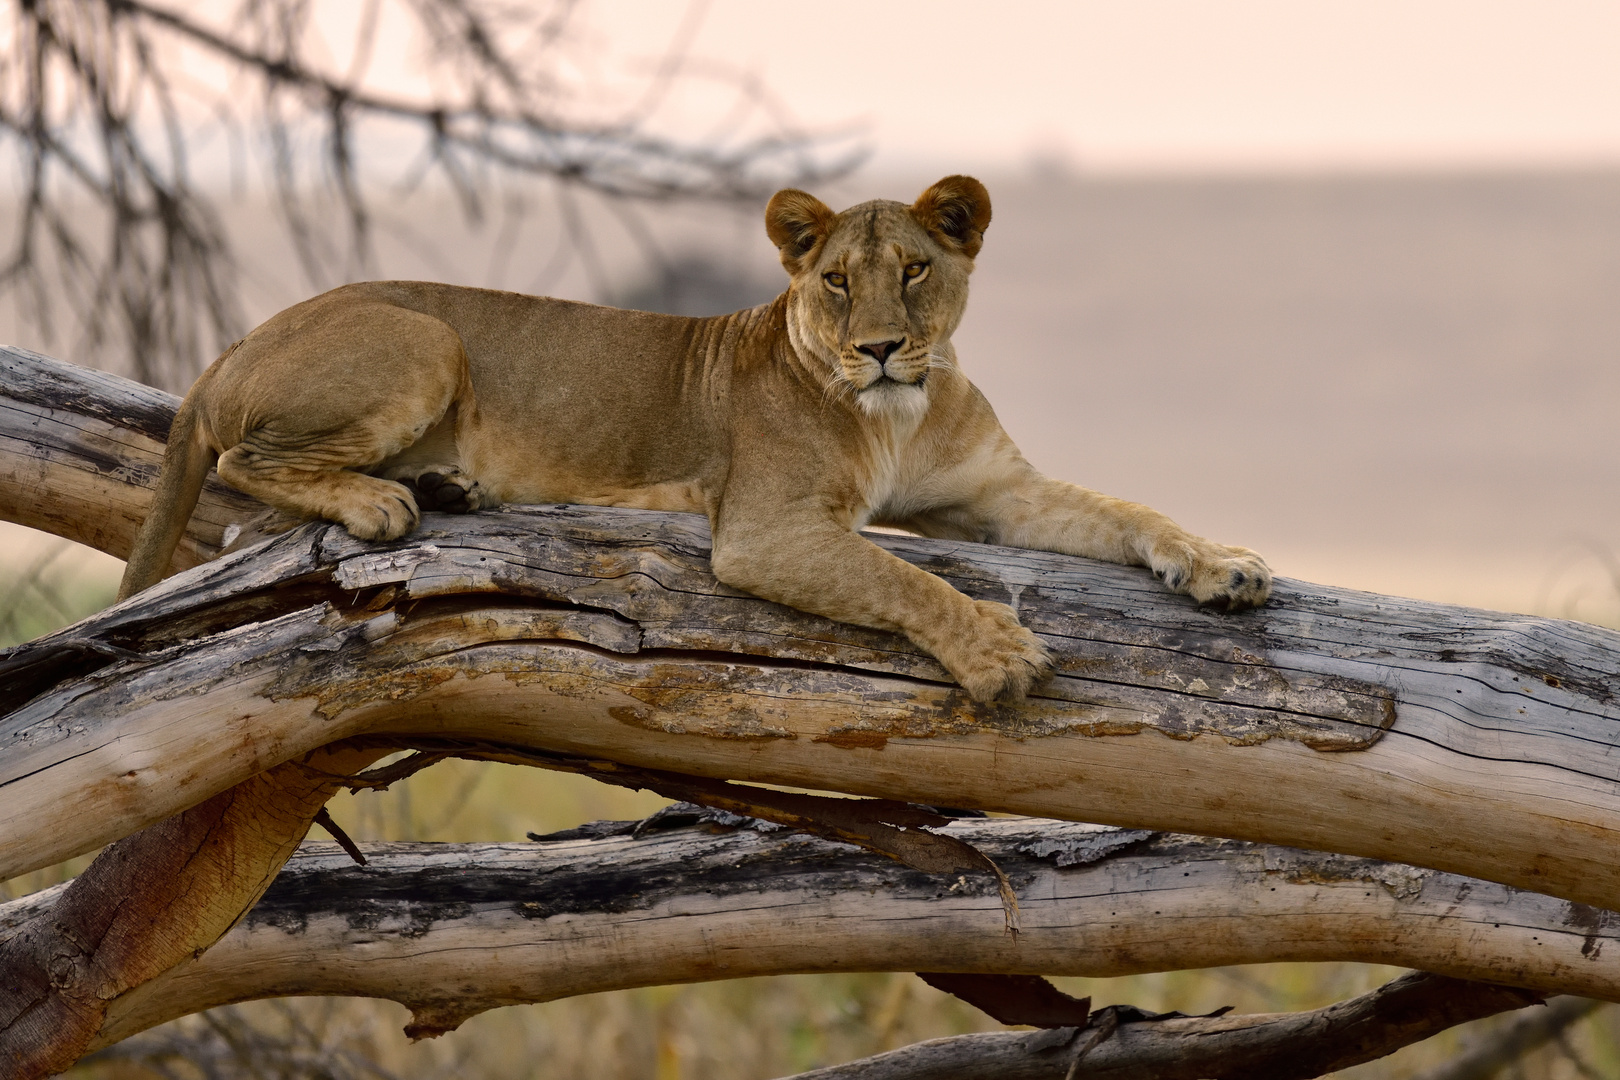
top-left (147, 0), bottom-right (1620, 179)
top-left (580, 0), bottom-right (1620, 173)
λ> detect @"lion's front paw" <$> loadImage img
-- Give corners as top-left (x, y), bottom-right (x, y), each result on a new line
top-left (1150, 539), bottom-right (1272, 610)
top-left (935, 600), bottom-right (1054, 703)
top-left (401, 468), bottom-right (488, 515)
top-left (340, 479), bottom-right (421, 542)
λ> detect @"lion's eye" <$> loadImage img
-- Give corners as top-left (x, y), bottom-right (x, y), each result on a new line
top-left (823, 271), bottom-right (847, 290)
top-left (904, 262), bottom-right (928, 281)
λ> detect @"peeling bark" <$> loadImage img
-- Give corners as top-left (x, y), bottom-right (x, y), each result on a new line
top-left (3, 818), bottom-right (1617, 1051)
top-left (0, 745), bottom-right (383, 1076)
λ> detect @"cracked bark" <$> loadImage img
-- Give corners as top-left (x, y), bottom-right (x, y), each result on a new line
top-left (5, 345), bottom-right (1620, 1072)
top-left (0, 818), bottom-right (1612, 1050)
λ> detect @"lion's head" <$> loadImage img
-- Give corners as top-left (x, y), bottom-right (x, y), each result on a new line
top-left (765, 175), bottom-right (990, 420)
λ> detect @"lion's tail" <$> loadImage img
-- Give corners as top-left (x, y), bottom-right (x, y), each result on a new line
top-left (117, 395), bottom-right (217, 602)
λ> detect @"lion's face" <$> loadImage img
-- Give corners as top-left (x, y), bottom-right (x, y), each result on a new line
top-left (766, 176), bottom-right (990, 420)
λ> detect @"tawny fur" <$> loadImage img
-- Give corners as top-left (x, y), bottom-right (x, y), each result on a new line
top-left (119, 175), bottom-right (1271, 703)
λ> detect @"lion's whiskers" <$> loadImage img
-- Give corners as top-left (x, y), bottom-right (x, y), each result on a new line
top-left (820, 369), bottom-right (857, 411)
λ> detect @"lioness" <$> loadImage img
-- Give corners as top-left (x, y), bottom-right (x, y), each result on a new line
top-left (118, 175), bottom-right (1270, 702)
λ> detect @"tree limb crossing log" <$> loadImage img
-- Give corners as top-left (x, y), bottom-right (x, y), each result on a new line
top-left (5, 344), bottom-right (1620, 917)
top-left (0, 817), bottom-right (1609, 1049)
top-left (781, 971), bottom-right (1543, 1080)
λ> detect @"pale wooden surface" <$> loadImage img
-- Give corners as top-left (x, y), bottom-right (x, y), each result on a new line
top-left (4, 345), bottom-right (1620, 916)
top-left (0, 345), bottom-right (256, 569)
top-left (0, 818), bottom-right (1604, 1048)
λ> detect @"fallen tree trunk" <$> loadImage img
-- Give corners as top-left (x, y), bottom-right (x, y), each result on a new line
top-left (6, 343), bottom-right (1620, 901)
top-left (5, 345), bottom-right (1620, 1072)
top-left (0, 817), bottom-right (1610, 1048)
top-left (4, 438), bottom-right (1620, 915)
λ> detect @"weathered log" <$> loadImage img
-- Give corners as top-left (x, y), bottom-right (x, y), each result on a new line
top-left (0, 345), bottom-right (256, 571)
top-left (5, 344), bottom-right (1620, 916)
top-left (0, 817), bottom-right (1609, 1050)
top-left (778, 971), bottom-right (1543, 1080)
top-left (6, 344), bottom-right (1620, 1074)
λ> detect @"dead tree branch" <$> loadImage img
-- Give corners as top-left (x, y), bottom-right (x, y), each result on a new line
top-left (2, 818), bottom-right (1607, 1053)
top-left (0, 744), bottom-right (387, 1078)
top-left (0, 0), bottom-right (859, 387)
top-left (1411, 995), bottom-right (1607, 1080)
top-left (778, 971), bottom-right (1542, 1080)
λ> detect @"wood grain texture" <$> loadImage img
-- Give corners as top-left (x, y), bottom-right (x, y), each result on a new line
top-left (0, 817), bottom-right (1602, 1049)
top-left (4, 346), bottom-right (1620, 917)
top-left (0, 345), bottom-right (258, 569)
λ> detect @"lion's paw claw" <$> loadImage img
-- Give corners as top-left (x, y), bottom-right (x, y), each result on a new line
top-left (940, 600), bottom-right (1054, 703)
top-left (341, 480), bottom-right (420, 541)
top-left (1150, 540), bottom-right (1272, 610)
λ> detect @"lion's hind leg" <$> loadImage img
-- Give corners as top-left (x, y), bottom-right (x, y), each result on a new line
top-left (400, 468), bottom-right (487, 514)
top-left (218, 427), bottom-right (423, 542)
top-left (209, 297), bottom-right (474, 544)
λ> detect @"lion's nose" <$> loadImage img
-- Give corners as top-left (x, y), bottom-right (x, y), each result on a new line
top-left (855, 339), bottom-right (904, 365)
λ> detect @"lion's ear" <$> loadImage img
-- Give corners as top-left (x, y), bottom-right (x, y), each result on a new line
top-left (911, 175), bottom-right (991, 259)
top-left (765, 188), bottom-right (835, 273)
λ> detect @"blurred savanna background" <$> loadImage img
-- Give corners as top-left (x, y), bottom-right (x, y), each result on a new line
top-left (4, 0), bottom-right (1620, 1075)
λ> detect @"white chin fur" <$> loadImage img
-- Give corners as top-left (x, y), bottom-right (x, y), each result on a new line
top-left (855, 379), bottom-right (930, 423)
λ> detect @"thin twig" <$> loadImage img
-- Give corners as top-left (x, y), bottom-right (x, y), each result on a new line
top-left (0, 0), bottom-right (861, 388)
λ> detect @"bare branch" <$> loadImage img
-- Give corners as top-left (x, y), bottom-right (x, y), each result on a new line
top-left (4, 818), bottom-right (1600, 1061)
top-left (777, 972), bottom-right (1542, 1080)
top-left (0, 0), bottom-right (860, 387)
top-left (1412, 996), bottom-right (1607, 1080)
